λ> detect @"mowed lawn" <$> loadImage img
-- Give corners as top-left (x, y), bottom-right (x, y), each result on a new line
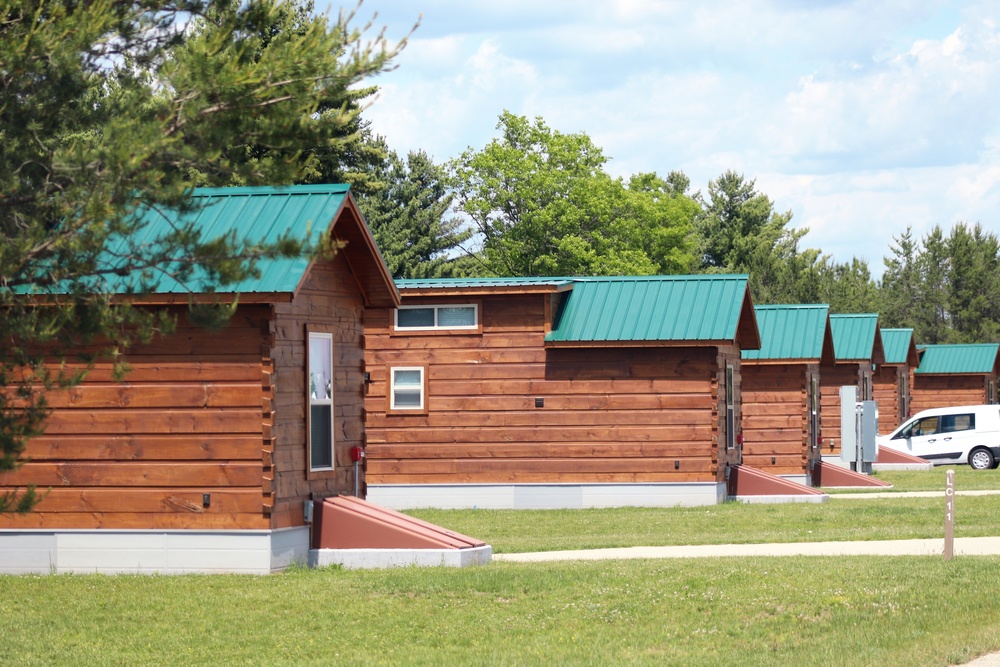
top-left (4, 466), bottom-right (1000, 667)
top-left (407, 466), bottom-right (998, 553)
top-left (5, 556), bottom-right (1000, 666)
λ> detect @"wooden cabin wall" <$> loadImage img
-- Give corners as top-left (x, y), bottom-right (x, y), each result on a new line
top-left (0, 305), bottom-right (271, 530)
top-left (741, 363), bottom-right (809, 475)
top-left (363, 294), bottom-right (723, 486)
top-left (873, 365), bottom-right (910, 434)
top-left (911, 375), bottom-right (989, 414)
top-left (269, 251), bottom-right (367, 529)
top-left (818, 364), bottom-right (869, 457)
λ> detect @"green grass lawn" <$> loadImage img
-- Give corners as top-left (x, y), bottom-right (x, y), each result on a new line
top-left (406, 467), bottom-right (1000, 554)
top-left (3, 557), bottom-right (1000, 666)
top-left (5, 466), bottom-right (1000, 666)
top-left (409, 494), bottom-right (1000, 553)
top-left (844, 465), bottom-right (1000, 493)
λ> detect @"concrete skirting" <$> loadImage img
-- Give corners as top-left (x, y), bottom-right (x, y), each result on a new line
top-left (872, 462), bottom-right (934, 471)
top-left (732, 493), bottom-right (829, 504)
top-left (0, 527), bottom-right (310, 575)
top-left (365, 482), bottom-right (728, 509)
top-left (310, 545), bottom-right (493, 569)
top-left (778, 474), bottom-right (810, 487)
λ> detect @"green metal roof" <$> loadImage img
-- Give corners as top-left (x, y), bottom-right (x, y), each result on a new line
top-left (829, 313), bottom-right (881, 362)
top-left (101, 185), bottom-right (352, 294)
top-left (545, 275), bottom-right (753, 344)
top-left (881, 328), bottom-right (916, 365)
top-left (915, 343), bottom-right (1000, 374)
top-left (742, 304), bottom-right (830, 360)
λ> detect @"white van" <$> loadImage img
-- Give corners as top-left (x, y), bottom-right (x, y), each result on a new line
top-left (878, 405), bottom-right (1000, 470)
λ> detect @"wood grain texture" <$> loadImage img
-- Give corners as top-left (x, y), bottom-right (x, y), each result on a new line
top-left (911, 374), bottom-right (991, 415)
top-left (364, 293), bottom-right (731, 486)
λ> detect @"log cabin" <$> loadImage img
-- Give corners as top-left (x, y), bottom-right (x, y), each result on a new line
top-left (873, 328), bottom-right (919, 434)
top-left (911, 343), bottom-right (1000, 413)
top-left (362, 274), bottom-right (761, 509)
top-left (740, 304), bottom-right (835, 485)
top-left (0, 185), bottom-right (399, 574)
top-left (820, 313), bottom-right (885, 459)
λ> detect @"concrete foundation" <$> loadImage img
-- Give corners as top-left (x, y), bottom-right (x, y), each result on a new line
top-left (366, 482), bottom-right (729, 509)
top-left (310, 545), bottom-right (492, 569)
top-left (0, 527), bottom-right (310, 575)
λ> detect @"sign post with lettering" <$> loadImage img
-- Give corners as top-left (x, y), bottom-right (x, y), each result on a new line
top-left (944, 469), bottom-right (955, 561)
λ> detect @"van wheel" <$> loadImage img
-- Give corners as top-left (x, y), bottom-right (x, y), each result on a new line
top-left (969, 448), bottom-right (994, 470)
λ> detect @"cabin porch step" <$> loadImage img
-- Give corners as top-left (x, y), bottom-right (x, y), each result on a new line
top-left (728, 465), bottom-right (828, 503)
top-left (813, 461), bottom-right (894, 488)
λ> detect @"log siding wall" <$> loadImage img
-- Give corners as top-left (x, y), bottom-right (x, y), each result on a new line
top-left (364, 294), bottom-right (729, 487)
top-left (0, 251), bottom-right (371, 531)
top-left (911, 375), bottom-right (994, 414)
top-left (741, 363), bottom-right (818, 475)
top-left (873, 365), bottom-right (913, 434)
top-left (270, 251), bottom-right (368, 529)
top-left (819, 363), bottom-right (872, 456)
top-left (0, 305), bottom-right (272, 530)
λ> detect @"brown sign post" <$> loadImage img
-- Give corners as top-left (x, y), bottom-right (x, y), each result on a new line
top-left (944, 469), bottom-right (955, 561)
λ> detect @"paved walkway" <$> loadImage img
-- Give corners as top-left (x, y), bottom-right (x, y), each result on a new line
top-left (493, 535), bottom-right (1000, 562)
top-left (829, 489), bottom-right (1000, 499)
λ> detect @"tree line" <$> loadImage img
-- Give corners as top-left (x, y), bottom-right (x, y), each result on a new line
top-left (350, 112), bottom-right (1000, 346)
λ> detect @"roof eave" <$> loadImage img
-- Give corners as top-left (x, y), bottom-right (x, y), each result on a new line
top-left (544, 338), bottom-right (736, 348)
top-left (400, 283), bottom-right (573, 297)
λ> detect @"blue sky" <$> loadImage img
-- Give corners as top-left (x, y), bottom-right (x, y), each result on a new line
top-left (331, 1), bottom-right (1000, 275)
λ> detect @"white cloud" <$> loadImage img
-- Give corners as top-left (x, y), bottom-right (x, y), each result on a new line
top-left (356, 0), bottom-right (1000, 272)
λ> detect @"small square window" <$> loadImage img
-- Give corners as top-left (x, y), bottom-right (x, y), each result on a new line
top-left (390, 367), bottom-right (425, 411)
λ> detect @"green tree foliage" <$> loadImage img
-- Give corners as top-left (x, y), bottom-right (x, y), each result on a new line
top-left (913, 225), bottom-right (951, 344)
top-left (181, 0), bottom-right (392, 198)
top-left (356, 135), bottom-right (473, 279)
top-left (0, 0), bottom-right (400, 511)
top-left (695, 171), bottom-right (822, 304)
top-left (816, 257), bottom-right (880, 314)
top-left (946, 223), bottom-right (1000, 343)
top-left (879, 227), bottom-right (922, 328)
top-left (448, 111), bottom-right (699, 277)
top-left (876, 223), bottom-right (1000, 344)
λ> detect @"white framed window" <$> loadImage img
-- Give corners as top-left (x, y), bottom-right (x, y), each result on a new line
top-left (390, 367), bottom-right (426, 411)
top-left (395, 304), bottom-right (478, 331)
top-left (308, 332), bottom-right (334, 471)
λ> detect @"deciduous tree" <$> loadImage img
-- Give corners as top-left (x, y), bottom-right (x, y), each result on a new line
top-left (448, 112), bottom-right (698, 277)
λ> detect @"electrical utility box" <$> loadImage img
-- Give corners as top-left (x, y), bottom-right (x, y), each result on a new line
top-left (839, 386), bottom-right (878, 473)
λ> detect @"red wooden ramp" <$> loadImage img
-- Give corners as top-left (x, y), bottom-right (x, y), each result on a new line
top-left (877, 448), bottom-right (930, 465)
top-left (813, 461), bottom-right (893, 488)
top-left (728, 465), bottom-right (828, 502)
top-left (312, 495), bottom-right (486, 550)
